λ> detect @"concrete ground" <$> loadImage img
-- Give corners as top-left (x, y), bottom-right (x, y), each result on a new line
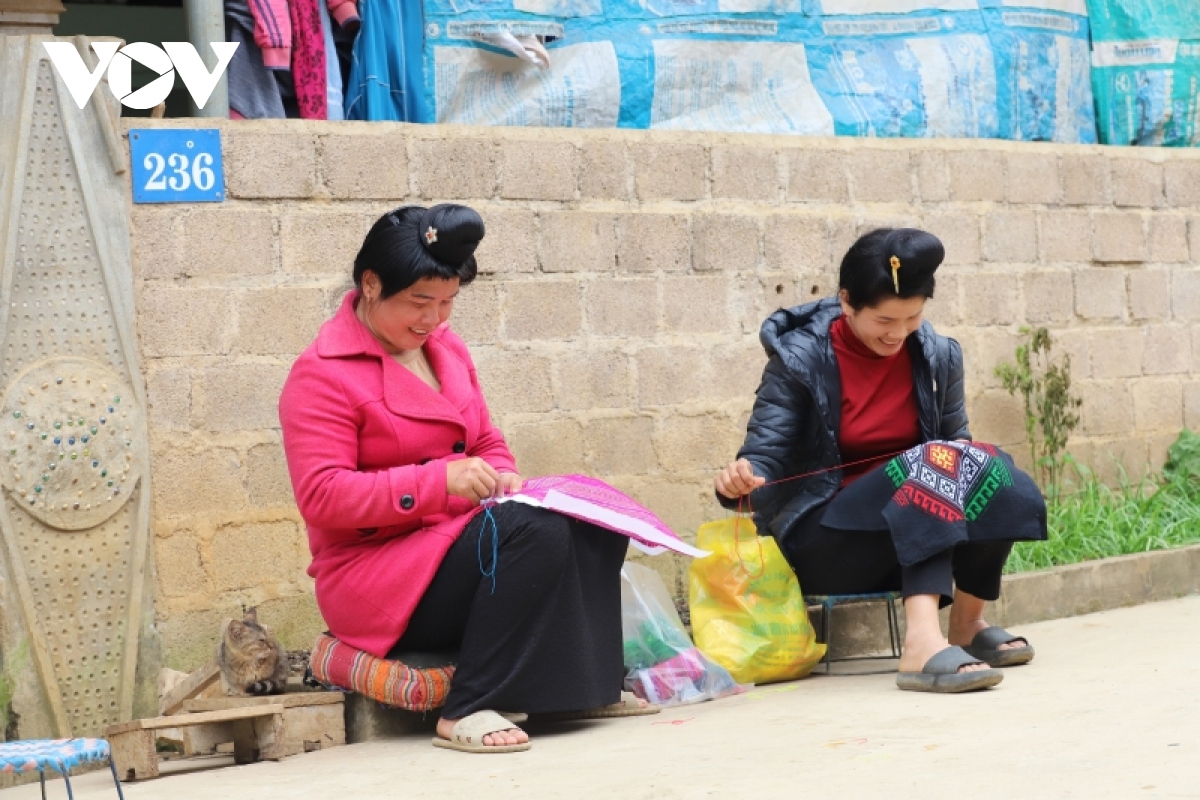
top-left (6, 595), bottom-right (1198, 800)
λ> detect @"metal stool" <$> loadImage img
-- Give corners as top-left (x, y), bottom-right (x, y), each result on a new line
top-left (806, 592), bottom-right (902, 675)
top-left (0, 738), bottom-right (124, 799)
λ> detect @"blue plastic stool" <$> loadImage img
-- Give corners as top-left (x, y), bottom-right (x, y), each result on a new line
top-left (806, 592), bottom-right (902, 675)
top-left (0, 738), bottom-right (124, 800)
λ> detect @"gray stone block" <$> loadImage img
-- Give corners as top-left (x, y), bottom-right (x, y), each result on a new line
top-left (344, 693), bottom-right (437, 743)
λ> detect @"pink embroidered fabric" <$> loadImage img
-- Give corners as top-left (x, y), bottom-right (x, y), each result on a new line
top-left (495, 474), bottom-right (707, 557)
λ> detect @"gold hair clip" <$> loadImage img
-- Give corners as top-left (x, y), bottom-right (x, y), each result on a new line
top-left (890, 255), bottom-right (901, 293)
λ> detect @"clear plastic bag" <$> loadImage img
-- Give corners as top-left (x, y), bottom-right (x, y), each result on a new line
top-left (620, 562), bottom-right (746, 706)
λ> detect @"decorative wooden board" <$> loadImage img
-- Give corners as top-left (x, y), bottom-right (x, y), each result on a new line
top-left (0, 35), bottom-right (150, 737)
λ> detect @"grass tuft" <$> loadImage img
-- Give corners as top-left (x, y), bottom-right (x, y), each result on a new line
top-left (1006, 456), bottom-right (1200, 574)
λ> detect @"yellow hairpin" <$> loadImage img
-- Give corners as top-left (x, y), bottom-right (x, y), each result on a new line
top-left (890, 255), bottom-right (901, 294)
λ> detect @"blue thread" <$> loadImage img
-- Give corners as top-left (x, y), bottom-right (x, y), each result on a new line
top-left (477, 503), bottom-right (500, 594)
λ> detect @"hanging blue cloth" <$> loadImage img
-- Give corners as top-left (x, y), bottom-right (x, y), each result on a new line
top-left (318, 0), bottom-right (346, 121)
top-left (344, 0), bottom-right (427, 121)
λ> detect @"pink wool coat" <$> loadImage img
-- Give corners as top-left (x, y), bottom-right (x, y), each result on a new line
top-left (279, 291), bottom-right (517, 656)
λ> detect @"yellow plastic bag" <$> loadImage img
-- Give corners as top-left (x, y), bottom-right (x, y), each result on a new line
top-left (688, 516), bottom-right (825, 684)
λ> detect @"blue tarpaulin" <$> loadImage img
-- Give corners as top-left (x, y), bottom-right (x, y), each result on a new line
top-left (1086, 0), bottom-right (1200, 146)
top-left (404, 0), bottom-right (1096, 143)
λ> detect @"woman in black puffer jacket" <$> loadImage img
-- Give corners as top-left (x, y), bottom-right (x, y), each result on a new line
top-left (715, 228), bottom-right (1047, 694)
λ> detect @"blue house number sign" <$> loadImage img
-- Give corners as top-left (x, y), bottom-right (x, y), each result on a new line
top-left (129, 129), bottom-right (224, 204)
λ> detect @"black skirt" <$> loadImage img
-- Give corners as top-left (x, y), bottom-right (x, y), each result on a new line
top-left (777, 442), bottom-right (1046, 604)
top-left (388, 503), bottom-right (629, 719)
top-left (812, 441), bottom-right (1047, 566)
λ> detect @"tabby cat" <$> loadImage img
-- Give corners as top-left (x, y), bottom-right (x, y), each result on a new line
top-left (216, 609), bottom-right (289, 696)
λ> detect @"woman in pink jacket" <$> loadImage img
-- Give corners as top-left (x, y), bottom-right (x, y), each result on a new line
top-left (280, 204), bottom-right (651, 753)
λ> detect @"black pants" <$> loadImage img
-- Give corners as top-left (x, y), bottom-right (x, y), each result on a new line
top-left (785, 510), bottom-right (1013, 606)
top-left (389, 503), bottom-right (629, 718)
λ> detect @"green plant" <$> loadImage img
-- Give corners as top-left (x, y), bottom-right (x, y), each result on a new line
top-left (1006, 449), bottom-right (1200, 574)
top-left (1163, 428), bottom-right (1200, 497)
top-left (0, 641), bottom-right (28, 740)
top-left (994, 327), bottom-right (1081, 498)
top-left (0, 664), bottom-right (12, 732)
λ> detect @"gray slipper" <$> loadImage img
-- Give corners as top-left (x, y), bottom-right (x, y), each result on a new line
top-left (962, 626), bottom-right (1034, 667)
top-left (896, 646), bottom-right (1003, 693)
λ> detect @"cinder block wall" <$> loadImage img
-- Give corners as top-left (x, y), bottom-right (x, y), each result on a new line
top-left (126, 120), bottom-right (1200, 668)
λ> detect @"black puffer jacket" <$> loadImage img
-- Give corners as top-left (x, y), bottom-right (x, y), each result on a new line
top-left (723, 297), bottom-right (971, 554)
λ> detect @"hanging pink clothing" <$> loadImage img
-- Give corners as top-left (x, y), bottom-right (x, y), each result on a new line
top-left (248, 0), bottom-right (359, 70)
top-left (288, 0), bottom-right (328, 119)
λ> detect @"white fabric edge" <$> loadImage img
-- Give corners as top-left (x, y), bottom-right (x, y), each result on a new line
top-left (542, 489), bottom-right (711, 558)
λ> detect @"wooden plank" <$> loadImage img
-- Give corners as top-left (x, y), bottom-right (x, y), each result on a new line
top-left (232, 713), bottom-right (284, 764)
top-left (108, 729), bottom-right (158, 781)
top-left (103, 704), bottom-right (284, 735)
top-left (160, 662), bottom-right (220, 716)
top-left (178, 702), bottom-right (348, 759)
top-left (283, 703), bottom-right (346, 755)
top-left (231, 719), bottom-right (259, 764)
top-left (182, 692), bottom-right (344, 713)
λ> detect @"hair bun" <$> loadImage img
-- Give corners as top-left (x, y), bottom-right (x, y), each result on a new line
top-left (883, 229), bottom-right (944, 276)
top-left (418, 204), bottom-right (485, 268)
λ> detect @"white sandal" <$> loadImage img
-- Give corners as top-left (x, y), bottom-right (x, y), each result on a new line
top-left (431, 709), bottom-right (531, 753)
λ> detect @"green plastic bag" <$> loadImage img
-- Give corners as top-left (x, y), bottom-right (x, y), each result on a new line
top-left (688, 517), bottom-right (825, 685)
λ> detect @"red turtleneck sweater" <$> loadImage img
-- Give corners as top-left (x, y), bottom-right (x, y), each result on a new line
top-left (830, 315), bottom-right (921, 486)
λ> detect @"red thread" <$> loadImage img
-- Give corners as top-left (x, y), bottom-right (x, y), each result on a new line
top-left (733, 492), bottom-right (766, 580)
top-left (728, 448), bottom-right (912, 580)
top-left (760, 449), bottom-right (912, 489)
